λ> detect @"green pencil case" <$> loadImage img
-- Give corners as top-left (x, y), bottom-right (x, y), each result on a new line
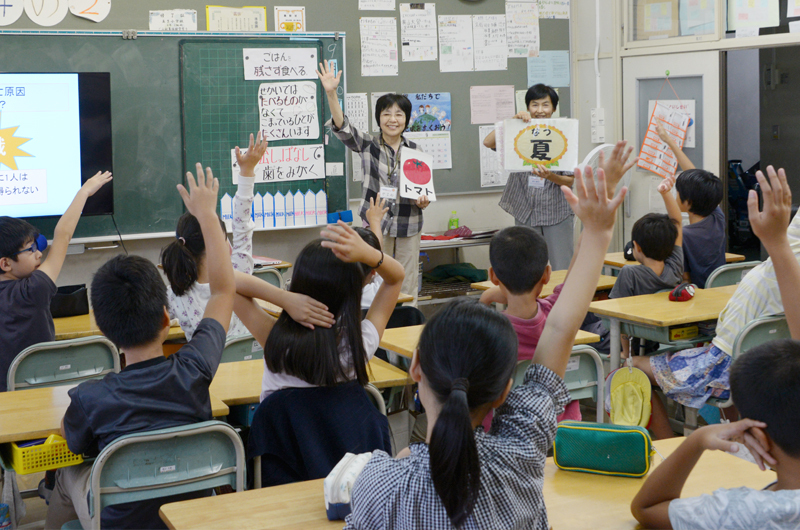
top-left (553, 421), bottom-right (654, 478)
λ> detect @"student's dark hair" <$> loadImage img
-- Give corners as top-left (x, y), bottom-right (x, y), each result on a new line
top-left (631, 213), bottom-right (679, 262)
top-left (354, 227), bottom-right (381, 277)
top-left (525, 83), bottom-right (559, 111)
top-left (375, 94), bottom-right (412, 130)
top-left (675, 169), bottom-right (723, 217)
top-left (264, 239), bottom-right (368, 386)
top-left (731, 339), bottom-right (800, 457)
top-left (91, 255), bottom-right (169, 349)
top-left (419, 298), bottom-right (518, 528)
top-left (489, 226), bottom-right (549, 295)
top-left (0, 217), bottom-right (38, 261)
top-left (160, 212), bottom-right (226, 296)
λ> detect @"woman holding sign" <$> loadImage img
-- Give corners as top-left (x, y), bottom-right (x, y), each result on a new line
top-left (318, 61), bottom-right (429, 304)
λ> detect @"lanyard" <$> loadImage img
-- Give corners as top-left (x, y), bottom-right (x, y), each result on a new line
top-left (381, 137), bottom-right (401, 180)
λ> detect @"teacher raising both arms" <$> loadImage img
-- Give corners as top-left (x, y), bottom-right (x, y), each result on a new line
top-left (318, 60), bottom-right (428, 304)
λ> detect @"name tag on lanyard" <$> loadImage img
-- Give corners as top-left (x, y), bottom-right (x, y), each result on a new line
top-left (529, 175), bottom-right (546, 188)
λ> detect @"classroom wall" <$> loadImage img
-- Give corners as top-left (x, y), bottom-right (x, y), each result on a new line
top-left (727, 49), bottom-right (760, 172)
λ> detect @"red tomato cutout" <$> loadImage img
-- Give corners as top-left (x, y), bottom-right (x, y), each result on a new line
top-left (403, 159), bottom-right (432, 185)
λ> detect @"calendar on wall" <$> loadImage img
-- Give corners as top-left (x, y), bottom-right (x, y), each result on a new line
top-left (405, 131), bottom-right (453, 169)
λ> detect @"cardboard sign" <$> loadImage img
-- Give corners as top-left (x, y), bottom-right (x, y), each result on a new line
top-left (637, 101), bottom-right (690, 179)
top-left (399, 148), bottom-right (436, 202)
top-left (503, 118), bottom-right (579, 172)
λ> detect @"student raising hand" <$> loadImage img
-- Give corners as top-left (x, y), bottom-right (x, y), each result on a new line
top-left (235, 131), bottom-right (268, 177)
top-left (321, 221), bottom-right (382, 264)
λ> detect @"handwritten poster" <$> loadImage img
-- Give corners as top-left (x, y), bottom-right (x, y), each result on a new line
top-left (231, 144), bottom-right (326, 184)
top-left (346, 93), bottom-right (369, 182)
top-left (405, 131), bottom-right (452, 169)
top-left (789, 0), bottom-right (800, 18)
top-left (206, 6), bottom-right (266, 31)
top-left (470, 85), bottom-right (515, 125)
top-left (473, 15), bottom-right (508, 71)
top-left (503, 118), bottom-right (579, 172)
top-left (258, 81), bottom-right (319, 141)
top-left (274, 6), bottom-right (306, 32)
top-left (679, 0), bottom-right (714, 35)
top-left (370, 91), bottom-right (391, 133)
top-left (400, 3), bottom-right (438, 62)
top-left (637, 102), bottom-right (690, 179)
top-left (0, 0), bottom-right (23, 25)
top-left (360, 17), bottom-right (400, 77)
top-left (407, 92), bottom-right (451, 132)
top-left (69, 0), bottom-right (111, 22)
top-left (648, 99), bottom-right (695, 148)
top-left (400, 148), bottom-right (437, 201)
top-left (149, 9), bottom-right (198, 31)
top-left (438, 15), bottom-right (474, 72)
top-left (539, 0), bottom-right (570, 19)
top-left (527, 50), bottom-right (570, 87)
top-left (24, 0), bottom-right (68, 26)
top-left (243, 48), bottom-right (317, 81)
top-left (505, 2), bottom-right (540, 58)
top-left (727, 0), bottom-right (779, 30)
top-left (479, 126), bottom-right (508, 187)
top-left (359, 0), bottom-right (395, 10)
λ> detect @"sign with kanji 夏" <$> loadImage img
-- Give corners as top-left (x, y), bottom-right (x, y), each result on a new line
top-left (399, 148), bottom-right (437, 202)
top-left (503, 118), bottom-right (579, 172)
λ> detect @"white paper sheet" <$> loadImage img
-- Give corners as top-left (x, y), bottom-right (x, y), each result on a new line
top-left (243, 48), bottom-right (318, 81)
top-left (360, 17), bottom-right (399, 77)
top-left (505, 2), bottom-right (539, 58)
top-left (0, 1), bottom-right (24, 26)
top-left (538, 0), bottom-right (569, 19)
top-left (438, 15), bottom-right (474, 72)
top-left (274, 6), bottom-right (306, 32)
top-left (370, 91), bottom-right (391, 133)
top-left (503, 118), bottom-right (579, 172)
top-left (470, 85), bottom-right (515, 125)
top-left (400, 3), bottom-right (438, 62)
top-left (25, 0), bottom-right (68, 26)
top-left (727, 0), bottom-right (779, 30)
top-left (473, 15), bottom-right (508, 71)
top-left (479, 125), bottom-right (509, 187)
top-left (149, 9), bottom-right (197, 31)
top-left (527, 50), bottom-right (570, 87)
top-left (399, 148), bottom-right (436, 201)
top-left (231, 144), bottom-right (326, 184)
top-left (258, 81), bottom-right (319, 141)
top-left (359, 0), bottom-right (395, 10)
top-left (679, 0), bottom-right (715, 35)
top-left (648, 99), bottom-right (695, 148)
top-left (405, 131), bottom-right (452, 169)
top-left (69, 0), bottom-right (111, 22)
top-left (345, 92), bottom-right (369, 182)
top-left (206, 6), bottom-right (266, 32)
top-left (789, 0), bottom-right (800, 18)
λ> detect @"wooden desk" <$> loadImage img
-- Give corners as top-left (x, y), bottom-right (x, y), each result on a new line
top-left (54, 312), bottom-right (184, 342)
top-left (589, 285), bottom-right (737, 370)
top-left (258, 260), bottom-right (292, 270)
top-left (160, 436), bottom-right (775, 530)
top-left (210, 358), bottom-right (413, 406)
top-left (604, 252), bottom-right (746, 274)
top-left (0, 386), bottom-right (229, 444)
top-left (380, 325), bottom-right (601, 359)
top-left (470, 269), bottom-right (617, 298)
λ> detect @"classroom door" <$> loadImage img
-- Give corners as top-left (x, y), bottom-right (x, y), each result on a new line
top-left (621, 51), bottom-right (722, 240)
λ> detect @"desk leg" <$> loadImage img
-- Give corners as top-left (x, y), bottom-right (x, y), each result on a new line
top-left (609, 318), bottom-right (621, 371)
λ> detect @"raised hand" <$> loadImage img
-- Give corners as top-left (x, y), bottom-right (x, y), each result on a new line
top-left (599, 140), bottom-right (637, 196)
top-left (748, 166), bottom-right (792, 249)
top-left (80, 171), bottom-right (113, 196)
top-left (283, 291), bottom-right (336, 330)
top-left (320, 220), bottom-right (378, 264)
top-left (657, 175), bottom-right (676, 194)
top-left (656, 123), bottom-right (671, 144)
top-left (366, 194), bottom-right (388, 228)
top-left (561, 166), bottom-right (626, 235)
top-left (316, 59), bottom-right (342, 94)
top-left (178, 163), bottom-right (219, 221)
top-left (235, 131), bottom-right (268, 177)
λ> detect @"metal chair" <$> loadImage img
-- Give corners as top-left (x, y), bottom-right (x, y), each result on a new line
top-left (364, 383), bottom-right (387, 416)
top-left (705, 261), bottom-right (761, 288)
top-left (62, 420), bottom-right (245, 530)
top-left (252, 267), bottom-right (284, 289)
top-left (220, 334), bottom-right (263, 364)
top-left (8, 336), bottom-right (120, 391)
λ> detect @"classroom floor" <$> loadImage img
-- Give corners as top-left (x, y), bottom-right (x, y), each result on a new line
top-left (17, 472), bottom-right (46, 530)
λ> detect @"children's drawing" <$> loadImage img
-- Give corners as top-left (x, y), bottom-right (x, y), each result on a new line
top-left (405, 92), bottom-right (451, 132)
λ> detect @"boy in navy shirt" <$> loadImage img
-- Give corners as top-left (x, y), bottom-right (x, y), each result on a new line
top-left (44, 165), bottom-right (234, 530)
top-left (0, 171), bottom-right (111, 392)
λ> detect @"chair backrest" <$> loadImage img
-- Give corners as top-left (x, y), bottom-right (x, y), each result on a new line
top-left (364, 383), bottom-right (386, 415)
top-left (88, 420), bottom-right (245, 530)
top-left (220, 334), bottom-right (263, 364)
top-left (8, 336), bottom-right (120, 391)
top-left (705, 261), bottom-right (761, 288)
top-left (253, 267), bottom-right (284, 289)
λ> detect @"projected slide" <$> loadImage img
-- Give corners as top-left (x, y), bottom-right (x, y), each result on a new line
top-left (0, 74), bottom-right (82, 218)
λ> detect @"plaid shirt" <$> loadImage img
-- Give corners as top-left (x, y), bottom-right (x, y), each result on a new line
top-left (329, 116), bottom-right (423, 238)
top-left (343, 364), bottom-right (569, 530)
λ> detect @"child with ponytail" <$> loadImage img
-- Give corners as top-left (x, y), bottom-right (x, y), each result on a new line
top-left (344, 166), bottom-right (627, 529)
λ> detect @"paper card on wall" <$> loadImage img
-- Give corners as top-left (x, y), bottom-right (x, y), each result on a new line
top-left (360, 17), bottom-right (399, 77)
top-left (69, 0), bottom-right (111, 22)
top-left (679, 0), bottom-right (714, 35)
top-left (515, 88), bottom-right (561, 117)
top-left (253, 192), bottom-right (265, 228)
top-left (405, 131), bottom-right (452, 169)
top-left (479, 125), bottom-right (509, 187)
top-left (220, 193), bottom-right (233, 232)
top-left (648, 99), bottom-right (695, 148)
top-left (400, 3), bottom-right (438, 62)
top-left (789, 0), bottom-right (800, 18)
top-left (230, 144), bottom-right (325, 183)
top-left (727, 0), bottom-right (779, 30)
top-left (304, 190), bottom-right (316, 225)
top-left (243, 48), bottom-right (317, 80)
top-left (370, 91), bottom-right (391, 133)
top-left (352, 152), bottom-right (364, 182)
top-left (359, 0), bottom-right (395, 10)
top-left (636, 102), bottom-right (690, 179)
top-left (505, 2), bottom-right (539, 58)
top-left (258, 81), bottom-right (319, 140)
top-left (149, 9), bottom-right (198, 31)
top-left (0, 1), bottom-right (24, 26)
top-left (470, 85), bottom-right (515, 124)
top-left (399, 149), bottom-right (436, 201)
top-left (25, 0), bottom-right (68, 26)
top-left (539, 0), bottom-right (569, 19)
top-left (315, 190), bottom-right (328, 224)
top-left (437, 15), bottom-right (474, 72)
top-left (206, 6), bottom-right (267, 32)
top-left (346, 93), bottom-right (370, 132)
top-left (503, 118), bottom-right (579, 172)
top-left (406, 92), bottom-right (451, 132)
top-left (274, 6), bottom-right (305, 32)
top-left (473, 15), bottom-right (508, 71)
top-left (527, 50), bottom-right (570, 88)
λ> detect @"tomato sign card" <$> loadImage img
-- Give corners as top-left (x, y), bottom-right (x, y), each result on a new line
top-left (399, 149), bottom-right (436, 202)
top-left (503, 118), bottom-right (579, 172)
